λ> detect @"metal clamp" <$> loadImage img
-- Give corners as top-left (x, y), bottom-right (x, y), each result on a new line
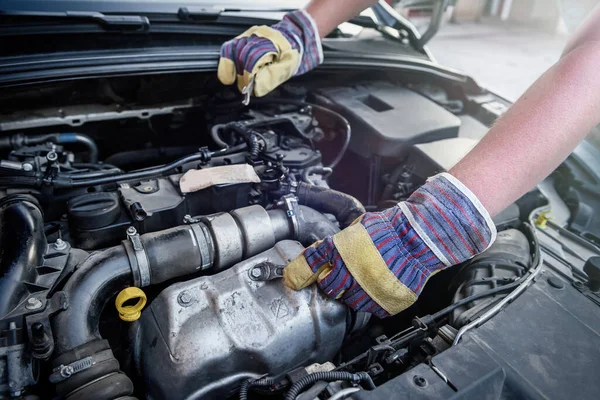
top-left (281, 194), bottom-right (300, 240)
top-left (126, 226), bottom-right (151, 287)
top-left (189, 223), bottom-right (213, 270)
top-left (49, 356), bottom-right (93, 384)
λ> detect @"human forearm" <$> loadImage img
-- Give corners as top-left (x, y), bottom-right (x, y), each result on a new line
top-left (562, 4), bottom-right (600, 57)
top-left (305, 0), bottom-right (378, 38)
top-left (451, 42), bottom-right (600, 216)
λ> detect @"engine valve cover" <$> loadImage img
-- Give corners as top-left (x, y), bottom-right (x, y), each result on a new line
top-left (134, 240), bottom-right (348, 400)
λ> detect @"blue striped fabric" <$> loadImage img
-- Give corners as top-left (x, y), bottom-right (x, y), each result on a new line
top-left (219, 10), bottom-right (323, 78)
top-left (302, 173), bottom-right (497, 318)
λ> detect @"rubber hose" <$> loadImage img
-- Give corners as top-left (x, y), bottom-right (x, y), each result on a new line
top-left (210, 125), bottom-right (231, 149)
top-left (239, 378), bottom-right (275, 400)
top-left (60, 133), bottom-right (99, 164)
top-left (52, 246), bottom-right (133, 354)
top-left (52, 340), bottom-right (136, 400)
top-left (284, 371), bottom-right (373, 400)
top-left (295, 182), bottom-right (366, 228)
top-left (302, 166), bottom-right (333, 185)
top-left (0, 133), bottom-right (99, 163)
top-left (0, 195), bottom-right (46, 329)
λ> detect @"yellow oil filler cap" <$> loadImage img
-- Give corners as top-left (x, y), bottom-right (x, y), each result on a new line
top-left (115, 287), bottom-right (147, 322)
top-left (534, 210), bottom-right (553, 230)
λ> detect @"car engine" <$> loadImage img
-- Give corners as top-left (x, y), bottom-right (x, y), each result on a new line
top-left (0, 76), bottom-right (537, 400)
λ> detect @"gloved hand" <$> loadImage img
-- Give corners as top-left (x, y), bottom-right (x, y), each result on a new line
top-left (283, 173), bottom-right (497, 318)
top-left (218, 10), bottom-right (323, 97)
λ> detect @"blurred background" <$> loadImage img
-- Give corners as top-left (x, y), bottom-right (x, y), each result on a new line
top-left (393, 0), bottom-right (598, 101)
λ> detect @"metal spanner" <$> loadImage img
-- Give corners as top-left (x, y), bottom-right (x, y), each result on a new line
top-left (248, 262), bottom-right (284, 281)
top-left (241, 75), bottom-right (255, 106)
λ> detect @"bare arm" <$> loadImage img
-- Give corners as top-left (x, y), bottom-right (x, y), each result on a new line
top-left (562, 4), bottom-right (600, 56)
top-left (451, 25), bottom-right (600, 216)
top-left (305, 0), bottom-right (378, 38)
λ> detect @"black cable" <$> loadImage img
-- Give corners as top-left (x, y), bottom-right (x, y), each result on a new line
top-left (239, 377), bottom-right (275, 400)
top-left (419, 263), bottom-right (530, 324)
top-left (71, 163), bottom-right (121, 171)
top-left (212, 122), bottom-right (265, 158)
top-left (431, 280), bottom-right (520, 321)
top-left (53, 145), bottom-right (246, 188)
top-left (284, 371), bottom-right (373, 400)
top-left (60, 168), bottom-right (123, 179)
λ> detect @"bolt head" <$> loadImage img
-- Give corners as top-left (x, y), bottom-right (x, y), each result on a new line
top-left (47, 152), bottom-right (58, 162)
top-left (26, 297), bottom-right (42, 310)
top-left (178, 291), bottom-right (192, 305)
top-left (22, 163), bottom-right (33, 172)
top-left (126, 226), bottom-right (137, 235)
top-left (250, 268), bottom-right (263, 278)
top-left (54, 238), bottom-right (67, 250)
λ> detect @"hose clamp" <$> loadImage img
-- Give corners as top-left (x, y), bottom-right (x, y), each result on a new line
top-left (190, 223), bottom-right (213, 270)
top-left (49, 356), bottom-right (93, 384)
top-left (126, 226), bottom-right (151, 287)
top-left (281, 194), bottom-right (300, 240)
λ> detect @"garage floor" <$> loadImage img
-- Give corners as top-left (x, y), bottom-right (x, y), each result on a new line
top-left (427, 19), bottom-right (568, 101)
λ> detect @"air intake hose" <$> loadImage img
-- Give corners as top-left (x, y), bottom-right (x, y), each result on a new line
top-left (295, 182), bottom-right (366, 228)
top-left (51, 205), bottom-right (336, 400)
top-left (0, 195), bottom-right (47, 329)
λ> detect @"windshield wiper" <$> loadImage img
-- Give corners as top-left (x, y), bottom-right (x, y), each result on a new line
top-left (177, 7), bottom-right (296, 20)
top-left (0, 11), bottom-right (150, 31)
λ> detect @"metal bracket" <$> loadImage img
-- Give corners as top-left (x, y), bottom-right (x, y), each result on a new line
top-left (183, 214), bottom-right (201, 224)
top-left (25, 291), bottom-right (69, 360)
top-left (126, 226), bottom-right (151, 287)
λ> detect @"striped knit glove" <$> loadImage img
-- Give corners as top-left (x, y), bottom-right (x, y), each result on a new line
top-left (218, 10), bottom-right (323, 97)
top-left (283, 173), bottom-right (497, 318)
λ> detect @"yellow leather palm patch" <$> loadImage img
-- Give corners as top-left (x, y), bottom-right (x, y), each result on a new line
top-left (332, 223), bottom-right (417, 315)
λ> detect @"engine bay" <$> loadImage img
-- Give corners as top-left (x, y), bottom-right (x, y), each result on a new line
top-left (0, 74), bottom-right (545, 400)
